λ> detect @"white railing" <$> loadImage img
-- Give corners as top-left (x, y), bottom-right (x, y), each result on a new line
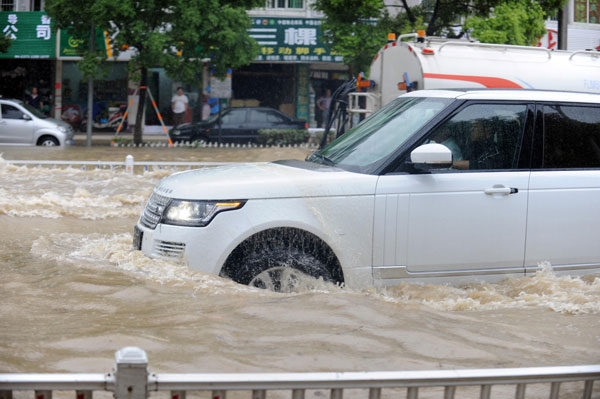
top-left (1, 347), bottom-right (599, 399)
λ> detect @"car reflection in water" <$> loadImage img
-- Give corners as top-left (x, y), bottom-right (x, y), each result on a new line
top-left (169, 107), bottom-right (308, 144)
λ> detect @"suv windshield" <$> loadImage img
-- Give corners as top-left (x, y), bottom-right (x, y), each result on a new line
top-left (307, 96), bottom-right (453, 173)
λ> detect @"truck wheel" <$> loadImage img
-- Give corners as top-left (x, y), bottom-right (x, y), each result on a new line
top-left (38, 136), bottom-right (59, 146)
top-left (243, 247), bottom-right (333, 292)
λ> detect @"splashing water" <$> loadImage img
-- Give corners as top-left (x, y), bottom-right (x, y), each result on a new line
top-left (30, 232), bottom-right (600, 314)
top-left (0, 155), bottom-right (174, 219)
top-left (378, 262), bottom-right (600, 314)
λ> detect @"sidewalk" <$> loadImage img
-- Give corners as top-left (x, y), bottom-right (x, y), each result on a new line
top-left (73, 130), bottom-right (169, 146)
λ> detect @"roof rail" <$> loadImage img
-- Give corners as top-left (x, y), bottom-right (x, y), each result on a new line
top-left (569, 50), bottom-right (600, 61)
top-left (438, 41), bottom-right (552, 60)
top-left (397, 33), bottom-right (417, 42)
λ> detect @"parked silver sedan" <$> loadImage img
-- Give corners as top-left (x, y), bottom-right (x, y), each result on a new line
top-left (0, 98), bottom-right (74, 146)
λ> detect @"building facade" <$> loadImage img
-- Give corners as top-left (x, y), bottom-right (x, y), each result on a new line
top-left (2, 0), bottom-right (598, 131)
top-left (539, 0), bottom-right (600, 50)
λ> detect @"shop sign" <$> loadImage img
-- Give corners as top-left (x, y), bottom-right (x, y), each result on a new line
top-left (59, 28), bottom-right (108, 58)
top-left (296, 64), bottom-right (310, 120)
top-left (249, 17), bottom-right (343, 63)
top-left (0, 11), bottom-right (56, 59)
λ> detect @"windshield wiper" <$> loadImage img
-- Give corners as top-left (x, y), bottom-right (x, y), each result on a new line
top-left (307, 152), bottom-right (335, 166)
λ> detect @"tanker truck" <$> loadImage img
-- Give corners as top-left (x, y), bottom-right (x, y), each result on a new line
top-left (322, 32), bottom-right (600, 144)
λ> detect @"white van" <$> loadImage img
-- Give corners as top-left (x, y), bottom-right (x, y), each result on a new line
top-left (134, 89), bottom-right (600, 289)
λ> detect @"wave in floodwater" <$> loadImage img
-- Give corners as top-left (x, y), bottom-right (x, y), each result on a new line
top-left (31, 232), bottom-right (600, 314)
top-left (0, 156), bottom-right (175, 219)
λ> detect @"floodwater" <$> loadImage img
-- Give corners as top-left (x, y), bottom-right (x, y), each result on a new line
top-left (1, 145), bottom-right (599, 398)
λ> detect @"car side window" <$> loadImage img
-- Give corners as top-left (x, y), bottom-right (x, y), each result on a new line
top-left (249, 110), bottom-right (268, 123)
top-left (221, 109), bottom-right (246, 125)
top-left (426, 103), bottom-right (527, 171)
top-left (1, 104), bottom-right (25, 120)
top-left (266, 111), bottom-right (287, 123)
top-left (543, 105), bottom-right (600, 169)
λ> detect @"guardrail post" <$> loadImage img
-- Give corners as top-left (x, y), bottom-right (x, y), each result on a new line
top-left (114, 347), bottom-right (148, 399)
top-left (583, 380), bottom-right (594, 399)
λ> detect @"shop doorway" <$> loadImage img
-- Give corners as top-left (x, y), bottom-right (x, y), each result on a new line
top-left (0, 60), bottom-right (53, 114)
top-left (232, 63), bottom-right (295, 117)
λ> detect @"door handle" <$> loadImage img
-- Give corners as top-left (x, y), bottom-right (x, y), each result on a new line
top-left (484, 185), bottom-right (518, 195)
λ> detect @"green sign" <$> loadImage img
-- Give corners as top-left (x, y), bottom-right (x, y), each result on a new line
top-left (59, 28), bottom-right (107, 58)
top-left (296, 64), bottom-right (310, 120)
top-left (0, 11), bottom-right (56, 59)
top-left (249, 17), bottom-right (343, 63)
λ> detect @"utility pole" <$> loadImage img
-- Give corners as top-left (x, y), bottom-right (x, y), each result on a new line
top-left (86, 25), bottom-right (95, 147)
top-left (558, 1), bottom-right (569, 50)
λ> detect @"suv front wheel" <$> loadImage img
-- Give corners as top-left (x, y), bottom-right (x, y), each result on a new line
top-left (38, 136), bottom-right (59, 146)
top-left (244, 247), bottom-right (332, 292)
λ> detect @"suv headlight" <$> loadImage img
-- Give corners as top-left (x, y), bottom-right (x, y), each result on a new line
top-left (57, 125), bottom-right (68, 133)
top-left (162, 200), bottom-right (245, 227)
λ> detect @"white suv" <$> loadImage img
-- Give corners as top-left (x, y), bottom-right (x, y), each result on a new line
top-left (134, 89), bottom-right (600, 288)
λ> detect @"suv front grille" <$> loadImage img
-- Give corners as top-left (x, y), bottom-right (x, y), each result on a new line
top-left (141, 193), bottom-right (171, 229)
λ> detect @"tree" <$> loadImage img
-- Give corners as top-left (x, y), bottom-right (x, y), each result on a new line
top-left (314, 0), bottom-right (568, 74)
top-left (0, 35), bottom-right (11, 53)
top-left (46, 0), bottom-right (262, 144)
top-left (465, 1), bottom-right (546, 46)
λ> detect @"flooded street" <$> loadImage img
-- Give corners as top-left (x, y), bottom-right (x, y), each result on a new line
top-left (1, 144), bottom-right (599, 397)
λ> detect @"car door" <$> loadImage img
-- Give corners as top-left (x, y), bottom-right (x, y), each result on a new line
top-left (214, 108), bottom-right (247, 142)
top-left (0, 102), bottom-right (35, 144)
top-left (373, 102), bottom-right (532, 281)
top-left (524, 103), bottom-right (600, 274)
top-left (247, 109), bottom-right (271, 140)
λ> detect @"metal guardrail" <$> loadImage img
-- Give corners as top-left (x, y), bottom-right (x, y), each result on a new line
top-left (1, 348), bottom-right (599, 399)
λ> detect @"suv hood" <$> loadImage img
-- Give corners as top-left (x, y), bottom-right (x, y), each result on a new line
top-left (154, 161), bottom-right (378, 199)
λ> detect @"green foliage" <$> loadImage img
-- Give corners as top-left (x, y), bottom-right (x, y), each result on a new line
top-left (313, 0), bottom-right (389, 73)
top-left (46, 0), bottom-right (261, 143)
top-left (257, 129), bottom-right (310, 145)
top-left (314, 0), bottom-right (568, 74)
top-left (0, 35), bottom-right (11, 53)
top-left (465, 0), bottom-right (547, 45)
top-left (45, 0), bottom-right (262, 81)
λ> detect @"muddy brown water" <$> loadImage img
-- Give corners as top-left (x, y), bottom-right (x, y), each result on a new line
top-left (1, 145), bottom-right (599, 398)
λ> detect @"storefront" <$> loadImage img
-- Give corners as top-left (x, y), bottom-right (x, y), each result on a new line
top-left (241, 16), bottom-right (349, 127)
top-left (0, 11), bottom-right (56, 114)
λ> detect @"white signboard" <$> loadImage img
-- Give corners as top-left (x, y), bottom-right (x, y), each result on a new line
top-left (210, 73), bottom-right (232, 99)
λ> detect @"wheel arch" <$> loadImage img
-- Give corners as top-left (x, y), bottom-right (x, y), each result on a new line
top-left (220, 226), bottom-right (344, 285)
top-left (36, 134), bottom-right (60, 146)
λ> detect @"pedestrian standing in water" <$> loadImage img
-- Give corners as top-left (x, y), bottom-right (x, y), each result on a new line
top-left (26, 87), bottom-right (44, 111)
top-left (171, 87), bottom-right (189, 126)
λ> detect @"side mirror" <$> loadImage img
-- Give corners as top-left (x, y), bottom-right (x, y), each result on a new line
top-left (22, 114), bottom-right (32, 121)
top-left (410, 143), bottom-right (452, 170)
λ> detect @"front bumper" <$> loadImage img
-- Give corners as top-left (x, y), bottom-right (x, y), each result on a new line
top-left (134, 208), bottom-right (254, 276)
